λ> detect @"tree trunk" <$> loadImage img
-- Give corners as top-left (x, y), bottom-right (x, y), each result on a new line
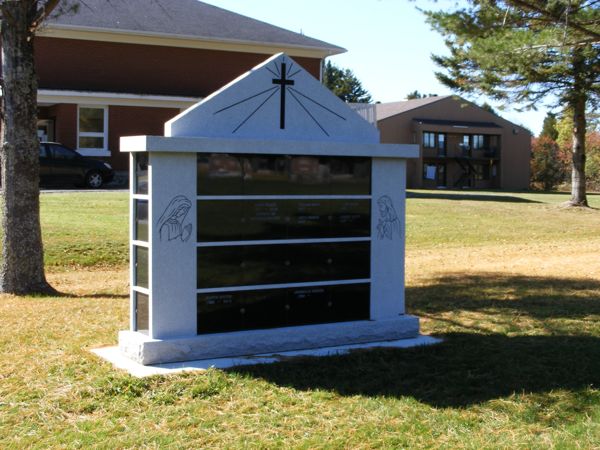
top-left (569, 96), bottom-right (588, 206)
top-left (568, 49), bottom-right (588, 207)
top-left (0, 1), bottom-right (52, 294)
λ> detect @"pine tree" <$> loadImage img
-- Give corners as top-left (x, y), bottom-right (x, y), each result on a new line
top-left (323, 61), bottom-right (372, 103)
top-left (540, 113), bottom-right (559, 140)
top-left (425, 1), bottom-right (600, 206)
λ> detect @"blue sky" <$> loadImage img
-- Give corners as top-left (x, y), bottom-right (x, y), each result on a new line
top-left (201, 0), bottom-right (548, 135)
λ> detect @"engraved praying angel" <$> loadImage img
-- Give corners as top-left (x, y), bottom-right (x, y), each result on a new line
top-left (157, 195), bottom-right (192, 242)
top-left (376, 195), bottom-right (401, 240)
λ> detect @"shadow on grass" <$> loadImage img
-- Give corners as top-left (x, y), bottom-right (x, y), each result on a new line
top-left (406, 272), bottom-right (600, 320)
top-left (230, 333), bottom-right (600, 408)
top-left (407, 190), bottom-right (541, 203)
top-left (230, 273), bottom-right (600, 407)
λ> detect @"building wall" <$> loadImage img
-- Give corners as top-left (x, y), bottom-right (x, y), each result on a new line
top-left (377, 97), bottom-right (531, 190)
top-left (35, 37), bottom-right (323, 97)
top-left (38, 104), bottom-right (180, 170)
top-left (499, 129), bottom-right (531, 190)
top-left (378, 115), bottom-right (418, 186)
top-left (49, 104), bottom-right (77, 149)
top-left (108, 106), bottom-right (180, 169)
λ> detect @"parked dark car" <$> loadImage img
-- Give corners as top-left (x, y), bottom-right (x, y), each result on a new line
top-left (40, 142), bottom-right (114, 188)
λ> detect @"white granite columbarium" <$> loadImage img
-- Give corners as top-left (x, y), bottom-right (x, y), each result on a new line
top-left (119, 53), bottom-right (419, 365)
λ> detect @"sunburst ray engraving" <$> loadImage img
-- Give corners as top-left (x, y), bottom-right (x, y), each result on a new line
top-left (213, 58), bottom-right (347, 135)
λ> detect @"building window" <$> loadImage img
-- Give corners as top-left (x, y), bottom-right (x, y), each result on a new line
top-left (437, 133), bottom-right (446, 155)
top-left (423, 163), bottom-right (446, 186)
top-left (423, 132), bottom-right (446, 155)
top-left (473, 134), bottom-right (485, 150)
top-left (461, 135), bottom-right (470, 149)
top-left (423, 132), bottom-right (436, 148)
top-left (78, 106), bottom-right (109, 157)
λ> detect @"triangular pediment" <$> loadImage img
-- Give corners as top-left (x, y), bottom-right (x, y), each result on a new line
top-left (165, 53), bottom-right (379, 143)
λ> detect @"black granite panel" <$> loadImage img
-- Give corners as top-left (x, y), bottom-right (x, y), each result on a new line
top-left (286, 243), bottom-right (332, 283)
top-left (329, 283), bottom-right (370, 322)
top-left (243, 200), bottom-right (289, 240)
top-left (197, 283), bottom-right (370, 334)
top-left (134, 291), bottom-right (149, 334)
top-left (198, 199), bottom-right (369, 242)
top-left (287, 156), bottom-right (331, 195)
top-left (197, 292), bottom-right (239, 333)
top-left (135, 200), bottom-right (149, 242)
top-left (329, 157), bottom-right (371, 195)
top-left (287, 199), bottom-right (331, 239)
top-left (198, 241), bottom-right (369, 289)
top-left (242, 155), bottom-right (290, 194)
top-left (135, 153), bottom-right (148, 195)
top-left (197, 246), bottom-right (244, 289)
top-left (197, 200), bottom-right (245, 242)
top-left (197, 154), bottom-right (372, 196)
top-left (197, 290), bottom-right (287, 334)
top-left (288, 285), bottom-right (330, 325)
top-left (197, 154), bottom-right (244, 195)
top-left (330, 199), bottom-right (370, 237)
top-left (328, 242), bottom-right (371, 280)
top-left (239, 289), bottom-right (287, 331)
top-left (241, 244), bottom-right (290, 285)
top-left (134, 246), bottom-right (148, 289)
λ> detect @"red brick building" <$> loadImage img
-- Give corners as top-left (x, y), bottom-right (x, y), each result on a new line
top-left (32, 0), bottom-right (344, 170)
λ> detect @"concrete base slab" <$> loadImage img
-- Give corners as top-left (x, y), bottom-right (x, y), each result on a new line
top-left (119, 315), bottom-right (420, 365)
top-left (92, 334), bottom-right (442, 377)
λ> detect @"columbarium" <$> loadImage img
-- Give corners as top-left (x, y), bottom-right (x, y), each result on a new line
top-left (119, 53), bottom-right (419, 365)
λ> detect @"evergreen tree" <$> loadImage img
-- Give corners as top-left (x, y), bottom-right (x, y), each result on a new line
top-left (424, 1), bottom-right (600, 206)
top-left (480, 102), bottom-right (497, 115)
top-left (531, 136), bottom-right (567, 190)
top-left (323, 61), bottom-right (372, 103)
top-left (540, 112), bottom-right (559, 140)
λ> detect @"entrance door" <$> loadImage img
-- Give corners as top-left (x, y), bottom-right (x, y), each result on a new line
top-left (37, 119), bottom-right (55, 142)
top-left (436, 164), bottom-right (446, 187)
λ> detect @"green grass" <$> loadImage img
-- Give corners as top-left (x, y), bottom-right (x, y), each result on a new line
top-left (406, 190), bottom-right (600, 249)
top-left (0, 189), bottom-right (599, 448)
top-left (40, 191), bottom-right (129, 268)
top-left (32, 189), bottom-right (600, 269)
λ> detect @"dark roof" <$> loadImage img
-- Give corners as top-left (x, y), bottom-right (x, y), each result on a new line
top-left (375, 96), bottom-right (448, 120)
top-left (413, 118), bottom-right (502, 129)
top-left (46, 0), bottom-right (344, 53)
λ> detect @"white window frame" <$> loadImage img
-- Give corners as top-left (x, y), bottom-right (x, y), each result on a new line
top-left (423, 132), bottom-right (435, 148)
top-left (77, 105), bottom-right (110, 157)
top-left (473, 134), bottom-right (485, 150)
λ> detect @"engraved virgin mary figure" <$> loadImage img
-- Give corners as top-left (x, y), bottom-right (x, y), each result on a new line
top-left (157, 195), bottom-right (192, 242)
top-left (376, 195), bottom-right (401, 240)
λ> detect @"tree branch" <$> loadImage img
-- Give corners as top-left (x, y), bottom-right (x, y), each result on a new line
top-left (506, 0), bottom-right (600, 40)
top-left (30, 0), bottom-right (60, 31)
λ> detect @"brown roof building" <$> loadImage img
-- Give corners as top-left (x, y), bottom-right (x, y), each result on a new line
top-left (376, 96), bottom-right (531, 190)
top-left (31, 0), bottom-right (344, 170)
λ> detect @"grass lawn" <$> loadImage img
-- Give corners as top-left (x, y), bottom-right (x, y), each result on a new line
top-left (1, 189), bottom-right (599, 448)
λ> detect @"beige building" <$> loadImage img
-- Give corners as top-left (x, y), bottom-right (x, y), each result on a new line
top-left (376, 96), bottom-right (531, 190)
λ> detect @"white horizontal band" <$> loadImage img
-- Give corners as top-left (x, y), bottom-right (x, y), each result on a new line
top-left (197, 278), bottom-right (371, 294)
top-left (197, 237), bottom-right (370, 247)
top-left (197, 195), bottom-right (371, 200)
